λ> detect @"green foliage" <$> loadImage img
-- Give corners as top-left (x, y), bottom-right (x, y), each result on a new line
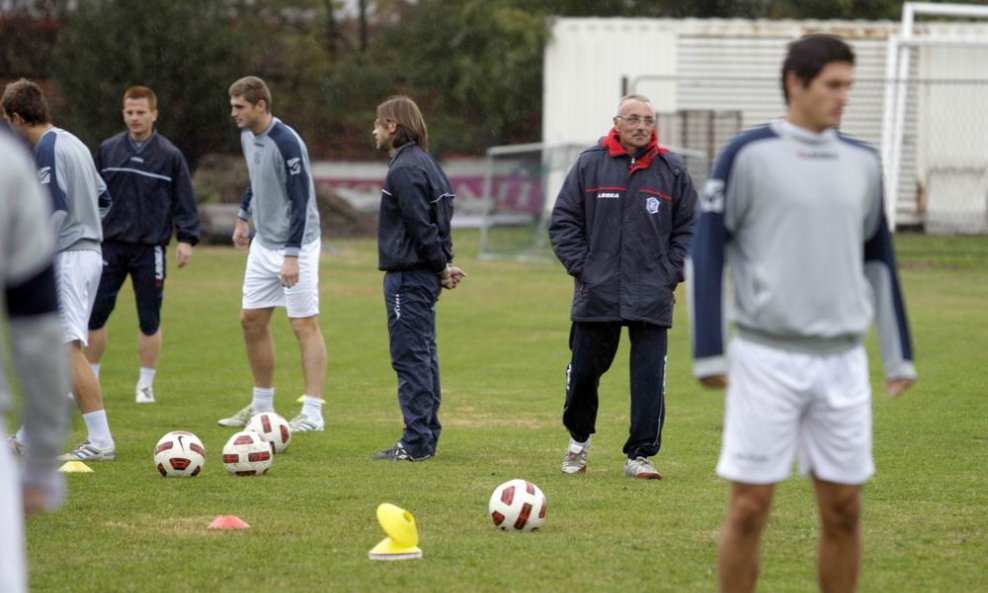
top-left (16, 233), bottom-right (988, 592)
top-left (333, 0), bottom-right (550, 156)
top-left (50, 0), bottom-right (249, 168)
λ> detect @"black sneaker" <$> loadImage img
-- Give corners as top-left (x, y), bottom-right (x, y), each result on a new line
top-left (371, 442), bottom-right (433, 462)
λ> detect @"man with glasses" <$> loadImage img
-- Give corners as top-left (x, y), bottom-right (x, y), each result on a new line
top-left (549, 94), bottom-right (698, 479)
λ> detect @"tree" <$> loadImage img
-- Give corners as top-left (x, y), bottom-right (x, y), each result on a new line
top-left (50, 0), bottom-right (249, 169)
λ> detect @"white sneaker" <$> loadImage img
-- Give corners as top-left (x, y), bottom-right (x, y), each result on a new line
top-left (217, 405), bottom-right (254, 427)
top-left (624, 456), bottom-right (663, 480)
top-left (57, 440), bottom-right (116, 462)
top-left (135, 385), bottom-right (155, 404)
top-left (288, 413), bottom-right (324, 432)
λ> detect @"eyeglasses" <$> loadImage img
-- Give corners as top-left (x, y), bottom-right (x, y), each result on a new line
top-left (614, 115), bottom-right (656, 127)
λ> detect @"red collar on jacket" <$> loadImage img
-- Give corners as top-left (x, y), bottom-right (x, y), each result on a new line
top-left (601, 128), bottom-right (669, 174)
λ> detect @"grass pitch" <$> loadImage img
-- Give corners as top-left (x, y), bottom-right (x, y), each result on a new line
top-left (16, 232), bottom-right (988, 592)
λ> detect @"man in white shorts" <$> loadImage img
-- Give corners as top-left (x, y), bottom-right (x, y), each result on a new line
top-left (688, 36), bottom-right (917, 593)
top-left (0, 130), bottom-right (72, 593)
top-left (3, 79), bottom-right (117, 462)
top-left (218, 76), bottom-right (327, 432)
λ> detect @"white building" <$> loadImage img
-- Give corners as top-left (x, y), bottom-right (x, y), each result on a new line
top-left (542, 17), bottom-right (988, 232)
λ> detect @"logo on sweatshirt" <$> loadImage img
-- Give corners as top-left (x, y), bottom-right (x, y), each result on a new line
top-left (37, 166), bottom-right (51, 185)
top-left (287, 157), bottom-right (302, 176)
top-left (646, 196), bottom-right (660, 214)
top-left (596, 192), bottom-right (620, 199)
top-left (700, 179), bottom-right (725, 213)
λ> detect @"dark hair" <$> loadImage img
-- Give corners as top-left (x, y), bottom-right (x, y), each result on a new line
top-left (781, 34), bottom-right (855, 104)
top-left (229, 76), bottom-right (272, 112)
top-left (123, 85), bottom-right (157, 111)
top-left (1, 78), bottom-right (51, 125)
top-left (376, 95), bottom-right (429, 152)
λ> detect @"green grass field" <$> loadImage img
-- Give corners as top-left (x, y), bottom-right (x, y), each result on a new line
top-left (15, 232), bottom-right (988, 593)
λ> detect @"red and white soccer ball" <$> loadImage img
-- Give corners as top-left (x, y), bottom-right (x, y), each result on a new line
top-left (154, 431), bottom-right (206, 477)
top-left (222, 430), bottom-right (273, 476)
top-left (488, 479), bottom-right (547, 531)
top-left (245, 411), bottom-right (292, 454)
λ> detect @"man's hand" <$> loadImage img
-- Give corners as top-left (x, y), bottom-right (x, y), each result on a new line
top-left (886, 377), bottom-right (915, 398)
top-left (280, 256), bottom-right (300, 288)
top-left (699, 374), bottom-right (729, 389)
top-left (441, 266), bottom-right (467, 290)
top-left (232, 218), bottom-right (250, 250)
top-left (176, 242), bottom-right (193, 268)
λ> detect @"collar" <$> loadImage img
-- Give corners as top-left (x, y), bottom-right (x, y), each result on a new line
top-left (388, 141), bottom-right (417, 166)
top-left (601, 128), bottom-right (668, 172)
top-left (773, 118), bottom-right (838, 145)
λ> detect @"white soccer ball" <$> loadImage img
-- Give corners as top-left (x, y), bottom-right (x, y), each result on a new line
top-left (154, 431), bottom-right (206, 477)
top-left (222, 430), bottom-right (273, 476)
top-left (245, 411), bottom-right (292, 454)
top-left (488, 479), bottom-right (547, 531)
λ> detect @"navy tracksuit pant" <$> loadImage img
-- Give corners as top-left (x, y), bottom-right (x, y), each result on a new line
top-left (563, 321), bottom-right (668, 459)
top-left (384, 269), bottom-right (442, 459)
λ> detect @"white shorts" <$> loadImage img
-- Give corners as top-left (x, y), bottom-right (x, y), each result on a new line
top-left (242, 239), bottom-right (320, 318)
top-left (716, 337), bottom-right (874, 486)
top-left (54, 250), bottom-right (102, 345)
top-left (0, 424), bottom-right (27, 593)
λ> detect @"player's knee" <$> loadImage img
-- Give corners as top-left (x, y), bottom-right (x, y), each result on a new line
top-left (727, 490), bottom-right (772, 534)
top-left (289, 315), bottom-right (321, 337)
top-left (820, 493), bottom-right (861, 534)
top-left (240, 311), bottom-right (267, 334)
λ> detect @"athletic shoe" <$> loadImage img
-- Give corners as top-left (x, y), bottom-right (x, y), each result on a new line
top-left (217, 405), bottom-right (254, 427)
top-left (371, 442), bottom-right (432, 462)
top-left (7, 436), bottom-right (23, 457)
top-left (288, 413), bottom-right (324, 433)
top-left (57, 440), bottom-right (116, 462)
top-left (561, 447), bottom-right (589, 474)
top-left (624, 456), bottom-right (663, 480)
top-left (135, 385), bottom-right (155, 404)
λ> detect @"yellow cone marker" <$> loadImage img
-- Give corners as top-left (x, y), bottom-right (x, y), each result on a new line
top-left (368, 503), bottom-right (422, 561)
top-left (58, 461), bottom-right (93, 473)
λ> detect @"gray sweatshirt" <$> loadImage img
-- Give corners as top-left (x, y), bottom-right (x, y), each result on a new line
top-left (0, 134), bottom-right (71, 500)
top-left (689, 119), bottom-right (917, 381)
top-left (237, 117), bottom-right (320, 256)
top-left (33, 127), bottom-right (111, 253)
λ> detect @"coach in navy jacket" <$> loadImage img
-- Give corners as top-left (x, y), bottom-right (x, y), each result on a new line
top-left (549, 94), bottom-right (697, 479)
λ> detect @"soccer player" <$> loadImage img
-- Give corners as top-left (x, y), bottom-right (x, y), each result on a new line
top-left (548, 94), bottom-right (697, 479)
top-left (86, 86), bottom-right (201, 404)
top-left (2, 79), bottom-right (117, 462)
top-left (688, 35), bottom-right (917, 593)
top-left (218, 76), bottom-right (327, 433)
top-left (0, 131), bottom-right (72, 593)
top-left (370, 95), bottom-right (465, 462)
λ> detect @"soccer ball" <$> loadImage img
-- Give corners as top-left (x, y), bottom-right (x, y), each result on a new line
top-left (245, 411), bottom-right (292, 454)
top-left (488, 479), bottom-right (547, 531)
top-left (222, 430), bottom-right (273, 476)
top-left (154, 431), bottom-right (206, 477)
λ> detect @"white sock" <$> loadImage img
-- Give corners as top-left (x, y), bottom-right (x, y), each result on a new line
top-left (301, 395), bottom-right (324, 421)
top-left (90, 363), bottom-right (101, 378)
top-left (138, 367), bottom-right (156, 389)
top-left (15, 426), bottom-right (25, 443)
top-left (252, 387), bottom-right (274, 413)
top-left (568, 436), bottom-right (590, 454)
top-left (83, 410), bottom-right (114, 449)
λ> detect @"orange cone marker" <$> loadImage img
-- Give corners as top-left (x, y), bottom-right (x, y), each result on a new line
top-left (208, 515), bottom-right (251, 530)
